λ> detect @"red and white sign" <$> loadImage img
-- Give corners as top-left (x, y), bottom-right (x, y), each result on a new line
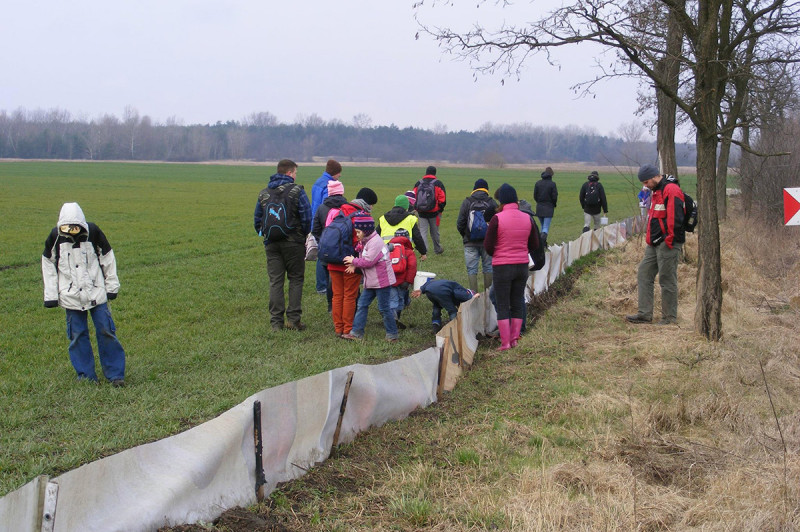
top-left (785, 188), bottom-right (800, 226)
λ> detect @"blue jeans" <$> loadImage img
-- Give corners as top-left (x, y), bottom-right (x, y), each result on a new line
top-left (350, 287), bottom-right (398, 339)
top-left (315, 258), bottom-right (328, 293)
top-left (389, 286), bottom-right (407, 316)
top-left (464, 245), bottom-right (493, 275)
top-left (65, 303), bottom-right (126, 381)
top-left (538, 217), bottom-right (552, 234)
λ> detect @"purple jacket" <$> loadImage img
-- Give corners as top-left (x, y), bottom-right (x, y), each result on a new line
top-left (352, 231), bottom-right (396, 289)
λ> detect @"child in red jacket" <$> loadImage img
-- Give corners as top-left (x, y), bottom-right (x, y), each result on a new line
top-left (387, 229), bottom-right (417, 329)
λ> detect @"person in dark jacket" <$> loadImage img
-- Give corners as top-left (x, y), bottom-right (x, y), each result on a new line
top-left (310, 159), bottom-right (343, 294)
top-left (533, 166), bottom-right (558, 246)
top-left (456, 178), bottom-right (498, 292)
top-left (411, 279), bottom-right (480, 333)
top-left (377, 194), bottom-right (428, 259)
top-left (254, 159), bottom-right (312, 331)
top-left (626, 164), bottom-right (686, 326)
top-left (413, 165), bottom-right (447, 255)
top-left (578, 170), bottom-right (608, 232)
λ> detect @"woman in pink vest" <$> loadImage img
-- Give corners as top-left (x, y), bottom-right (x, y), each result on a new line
top-left (483, 184), bottom-right (540, 350)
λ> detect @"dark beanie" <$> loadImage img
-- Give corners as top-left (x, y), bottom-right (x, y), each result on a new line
top-left (473, 178), bottom-right (489, 190)
top-left (325, 159), bottom-right (342, 176)
top-left (495, 183), bottom-right (518, 205)
top-left (638, 164), bottom-right (660, 182)
top-left (425, 165), bottom-right (437, 176)
top-left (352, 213), bottom-right (375, 235)
top-left (356, 187), bottom-right (378, 205)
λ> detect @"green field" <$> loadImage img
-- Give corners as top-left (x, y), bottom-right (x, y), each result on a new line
top-left (0, 161), bottom-right (688, 496)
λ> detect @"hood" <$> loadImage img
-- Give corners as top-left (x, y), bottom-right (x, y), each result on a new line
top-left (470, 190), bottom-right (491, 201)
top-left (588, 175), bottom-right (599, 182)
top-left (57, 202), bottom-right (89, 234)
top-left (384, 207), bottom-right (412, 225)
top-left (350, 198), bottom-right (372, 213)
top-left (389, 235), bottom-right (413, 250)
top-left (268, 173), bottom-right (295, 189)
top-left (322, 195), bottom-right (348, 209)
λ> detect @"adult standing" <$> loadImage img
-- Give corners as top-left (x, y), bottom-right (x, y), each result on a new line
top-left (533, 166), bottom-right (558, 247)
top-left (377, 194), bottom-right (428, 259)
top-left (42, 202), bottom-right (126, 386)
top-left (456, 178), bottom-right (498, 293)
top-left (484, 184), bottom-right (540, 351)
top-left (310, 159), bottom-right (342, 294)
top-left (414, 165), bottom-right (447, 255)
top-left (311, 180), bottom-right (349, 313)
top-left (254, 159), bottom-right (312, 331)
top-left (626, 164), bottom-right (686, 326)
top-left (578, 170), bottom-right (608, 232)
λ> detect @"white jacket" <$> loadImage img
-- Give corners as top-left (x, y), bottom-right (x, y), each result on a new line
top-left (41, 203), bottom-right (120, 311)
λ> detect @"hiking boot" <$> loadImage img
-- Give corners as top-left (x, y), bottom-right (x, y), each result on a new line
top-left (271, 323), bottom-right (284, 332)
top-left (432, 321), bottom-right (443, 333)
top-left (286, 322), bottom-right (306, 331)
top-left (111, 379), bottom-right (125, 388)
top-left (625, 314), bottom-right (652, 324)
top-left (657, 317), bottom-right (677, 325)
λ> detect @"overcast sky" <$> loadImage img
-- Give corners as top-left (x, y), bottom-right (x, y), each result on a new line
top-left (1, 0), bottom-right (653, 138)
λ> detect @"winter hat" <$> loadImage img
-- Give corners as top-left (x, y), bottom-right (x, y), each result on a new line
top-left (404, 190), bottom-right (416, 206)
top-left (394, 194), bottom-right (410, 210)
top-left (638, 164), bottom-right (660, 182)
top-left (394, 228), bottom-right (410, 238)
top-left (495, 183), bottom-right (518, 205)
top-left (541, 167), bottom-right (554, 178)
top-left (356, 187), bottom-right (378, 206)
top-left (327, 180), bottom-right (344, 196)
top-left (473, 178), bottom-right (489, 191)
top-left (425, 165), bottom-right (437, 176)
top-left (325, 159), bottom-right (342, 176)
top-left (352, 213), bottom-right (375, 235)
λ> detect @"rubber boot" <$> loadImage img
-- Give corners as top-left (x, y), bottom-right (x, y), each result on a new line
top-left (468, 274), bottom-right (479, 293)
top-left (497, 319), bottom-right (512, 351)
top-left (483, 272), bottom-right (493, 292)
top-left (510, 318), bottom-right (523, 347)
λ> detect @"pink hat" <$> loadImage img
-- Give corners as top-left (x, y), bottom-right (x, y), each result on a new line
top-left (327, 180), bottom-right (344, 196)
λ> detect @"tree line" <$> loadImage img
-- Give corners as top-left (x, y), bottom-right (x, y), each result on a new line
top-left (0, 107), bottom-right (699, 166)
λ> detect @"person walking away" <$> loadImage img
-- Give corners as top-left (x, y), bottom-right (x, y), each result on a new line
top-left (377, 194), bottom-right (428, 260)
top-left (254, 159), bottom-right (312, 331)
top-left (533, 166), bottom-right (557, 247)
top-left (411, 279), bottom-right (480, 333)
top-left (414, 165), bottom-right (447, 255)
top-left (386, 228), bottom-right (418, 329)
top-left (310, 159), bottom-right (342, 295)
top-left (325, 188), bottom-right (379, 337)
top-left (638, 185), bottom-right (652, 217)
top-left (626, 164), bottom-right (687, 325)
top-left (484, 184), bottom-right (540, 351)
top-left (311, 179), bottom-right (349, 313)
top-left (579, 170), bottom-right (608, 232)
top-left (42, 202), bottom-right (126, 386)
top-left (342, 214), bottom-right (399, 342)
top-left (456, 178), bottom-right (498, 293)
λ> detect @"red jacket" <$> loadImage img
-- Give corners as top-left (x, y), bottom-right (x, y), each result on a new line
top-left (646, 178), bottom-right (686, 249)
top-left (387, 235), bottom-right (417, 287)
top-left (413, 175), bottom-right (447, 219)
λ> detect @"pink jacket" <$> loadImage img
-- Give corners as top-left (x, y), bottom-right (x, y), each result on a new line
top-left (352, 231), bottom-right (396, 289)
top-left (484, 203), bottom-right (533, 266)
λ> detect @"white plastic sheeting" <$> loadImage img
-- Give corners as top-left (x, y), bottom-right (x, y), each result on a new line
top-left (2, 219), bottom-right (638, 532)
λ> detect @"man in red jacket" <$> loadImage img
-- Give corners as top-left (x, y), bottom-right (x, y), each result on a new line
top-left (626, 164), bottom-right (687, 326)
top-left (414, 165), bottom-right (447, 255)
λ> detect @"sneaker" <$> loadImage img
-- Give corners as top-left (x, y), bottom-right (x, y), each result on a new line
top-left (386, 337), bottom-right (398, 343)
top-left (432, 321), bottom-right (443, 333)
top-left (396, 320), bottom-right (407, 330)
top-left (286, 322), bottom-right (306, 331)
top-left (657, 317), bottom-right (677, 325)
top-left (625, 314), bottom-right (652, 324)
top-left (341, 333), bottom-right (362, 341)
top-left (111, 379), bottom-right (125, 388)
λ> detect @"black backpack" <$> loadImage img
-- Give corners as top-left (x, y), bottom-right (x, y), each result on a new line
top-left (584, 181), bottom-right (601, 207)
top-left (318, 211), bottom-right (357, 264)
top-left (682, 192), bottom-right (698, 232)
top-left (258, 183), bottom-right (300, 241)
top-left (416, 179), bottom-right (438, 213)
top-left (529, 217), bottom-right (546, 271)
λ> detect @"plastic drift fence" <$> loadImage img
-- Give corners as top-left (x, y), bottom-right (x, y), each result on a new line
top-left (0, 216), bottom-right (643, 532)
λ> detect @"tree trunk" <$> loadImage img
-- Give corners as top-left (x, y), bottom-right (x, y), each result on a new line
top-left (655, 0), bottom-right (684, 177)
top-left (716, 138), bottom-right (731, 219)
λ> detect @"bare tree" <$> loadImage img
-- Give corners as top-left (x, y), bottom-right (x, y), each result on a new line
top-left (415, 0), bottom-right (800, 340)
top-left (244, 112), bottom-right (278, 128)
top-left (352, 113), bottom-right (373, 129)
top-left (123, 105), bottom-right (140, 159)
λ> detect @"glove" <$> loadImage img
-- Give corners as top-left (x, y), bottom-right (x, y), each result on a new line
top-left (44, 300), bottom-right (58, 308)
top-left (107, 292), bottom-right (118, 300)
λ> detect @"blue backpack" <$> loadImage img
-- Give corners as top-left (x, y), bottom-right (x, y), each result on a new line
top-left (467, 198), bottom-right (490, 241)
top-left (318, 211), bottom-right (357, 264)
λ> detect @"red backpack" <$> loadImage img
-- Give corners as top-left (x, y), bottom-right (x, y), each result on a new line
top-left (388, 243), bottom-right (408, 286)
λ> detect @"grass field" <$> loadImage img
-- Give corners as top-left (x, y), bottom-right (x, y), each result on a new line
top-left (0, 160), bottom-right (685, 497)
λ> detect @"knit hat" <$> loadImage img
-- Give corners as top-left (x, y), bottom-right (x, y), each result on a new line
top-left (394, 194), bottom-right (410, 210)
top-left (404, 190), bottom-right (416, 206)
top-left (425, 165), bottom-right (437, 176)
top-left (638, 164), bottom-right (660, 182)
top-left (325, 159), bottom-right (342, 176)
top-left (473, 178), bottom-right (489, 190)
top-left (352, 213), bottom-right (375, 235)
top-left (495, 183), bottom-right (518, 205)
top-left (356, 187), bottom-right (378, 206)
top-left (327, 180), bottom-right (344, 196)
top-left (588, 170), bottom-right (599, 182)
top-left (394, 228), bottom-right (410, 238)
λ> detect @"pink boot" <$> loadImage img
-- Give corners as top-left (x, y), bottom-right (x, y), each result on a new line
top-left (497, 319), bottom-right (512, 351)
top-left (510, 318), bottom-right (523, 347)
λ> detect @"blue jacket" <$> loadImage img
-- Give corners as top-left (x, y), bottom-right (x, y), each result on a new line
top-left (253, 173), bottom-right (312, 245)
top-left (311, 172), bottom-right (335, 216)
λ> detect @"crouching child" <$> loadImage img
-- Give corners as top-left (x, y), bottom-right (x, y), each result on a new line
top-left (411, 279), bottom-right (480, 333)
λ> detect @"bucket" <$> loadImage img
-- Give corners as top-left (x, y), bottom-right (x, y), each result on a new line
top-left (600, 216), bottom-right (609, 225)
top-left (413, 271), bottom-right (436, 291)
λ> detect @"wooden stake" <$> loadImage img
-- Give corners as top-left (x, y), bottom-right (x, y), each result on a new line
top-left (436, 345), bottom-right (446, 401)
top-left (331, 371), bottom-right (355, 451)
top-left (40, 479), bottom-right (58, 532)
top-left (253, 400), bottom-right (267, 502)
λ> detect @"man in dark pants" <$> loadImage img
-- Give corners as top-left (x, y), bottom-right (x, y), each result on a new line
top-left (254, 159), bottom-right (312, 331)
top-left (411, 279), bottom-right (479, 333)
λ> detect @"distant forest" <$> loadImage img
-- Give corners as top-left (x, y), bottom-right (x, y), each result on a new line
top-left (0, 108), bottom-right (699, 166)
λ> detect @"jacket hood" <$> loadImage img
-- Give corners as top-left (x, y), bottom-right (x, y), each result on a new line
top-left (588, 175), bottom-right (599, 182)
top-left (57, 202), bottom-right (89, 234)
top-left (322, 195), bottom-right (348, 209)
top-left (389, 235), bottom-right (413, 250)
top-left (384, 206), bottom-right (413, 225)
top-left (268, 173), bottom-right (295, 188)
top-left (350, 198), bottom-right (372, 213)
